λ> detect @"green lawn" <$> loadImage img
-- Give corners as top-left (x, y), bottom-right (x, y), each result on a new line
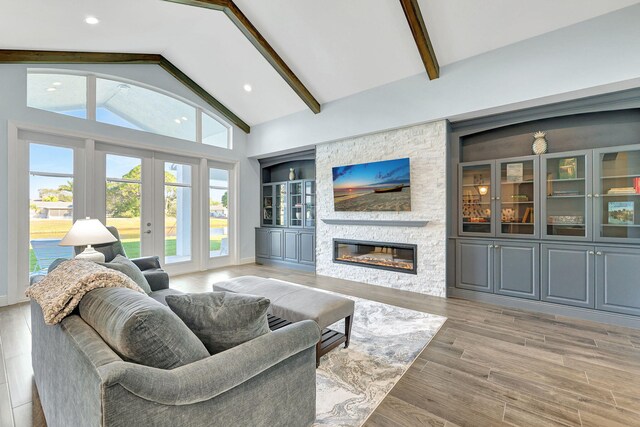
top-left (30, 238), bottom-right (222, 272)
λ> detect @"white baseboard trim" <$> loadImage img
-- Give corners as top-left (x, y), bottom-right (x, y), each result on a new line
top-left (239, 257), bottom-right (256, 265)
top-left (0, 296), bottom-right (8, 307)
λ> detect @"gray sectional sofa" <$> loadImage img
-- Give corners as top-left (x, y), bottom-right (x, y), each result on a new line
top-left (31, 277), bottom-right (320, 426)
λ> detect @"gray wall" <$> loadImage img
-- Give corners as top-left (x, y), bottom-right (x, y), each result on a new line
top-left (0, 63), bottom-right (260, 299)
top-left (247, 4), bottom-right (640, 158)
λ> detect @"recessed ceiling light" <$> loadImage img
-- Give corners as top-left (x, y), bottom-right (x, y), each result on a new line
top-left (243, 84), bottom-right (252, 92)
top-left (46, 87), bottom-right (56, 92)
top-left (85, 16), bottom-right (100, 25)
top-left (52, 81), bottom-right (62, 86)
top-left (174, 119), bottom-right (181, 124)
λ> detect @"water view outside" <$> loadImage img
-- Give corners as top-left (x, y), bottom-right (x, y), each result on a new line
top-left (29, 144), bottom-right (75, 274)
top-left (209, 168), bottom-right (229, 257)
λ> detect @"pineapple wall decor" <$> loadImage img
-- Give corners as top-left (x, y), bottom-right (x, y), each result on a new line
top-left (532, 131), bottom-right (548, 155)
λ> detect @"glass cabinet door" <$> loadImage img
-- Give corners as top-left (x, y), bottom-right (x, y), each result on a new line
top-left (262, 184), bottom-right (273, 226)
top-left (596, 146), bottom-right (640, 241)
top-left (289, 181), bottom-right (303, 227)
top-left (274, 183), bottom-right (288, 226)
top-left (304, 180), bottom-right (315, 228)
top-left (542, 152), bottom-right (591, 240)
top-left (459, 162), bottom-right (493, 235)
top-left (497, 157), bottom-right (538, 237)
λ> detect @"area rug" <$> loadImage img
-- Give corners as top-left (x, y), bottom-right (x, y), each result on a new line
top-left (314, 292), bottom-right (447, 426)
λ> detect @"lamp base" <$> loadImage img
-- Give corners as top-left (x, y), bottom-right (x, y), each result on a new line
top-left (75, 246), bottom-right (105, 263)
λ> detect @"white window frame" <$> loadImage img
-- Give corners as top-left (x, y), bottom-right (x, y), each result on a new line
top-left (7, 121), bottom-right (240, 305)
top-left (26, 69), bottom-right (233, 149)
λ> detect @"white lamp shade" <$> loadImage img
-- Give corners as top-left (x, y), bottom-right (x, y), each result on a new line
top-left (59, 218), bottom-right (117, 247)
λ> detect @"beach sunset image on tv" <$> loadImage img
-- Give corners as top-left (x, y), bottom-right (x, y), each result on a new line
top-left (332, 158), bottom-right (411, 211)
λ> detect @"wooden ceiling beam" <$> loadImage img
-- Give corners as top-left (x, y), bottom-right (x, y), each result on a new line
top-left (162, 0), bottom-right (321, 114)
top-left (0, 49), bottom-right (250, 133)
top-left (399, 0), bottom-right (439, 80)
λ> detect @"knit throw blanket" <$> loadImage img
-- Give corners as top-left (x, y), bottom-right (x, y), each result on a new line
top-left (26, 259), bottom-right (144, 325)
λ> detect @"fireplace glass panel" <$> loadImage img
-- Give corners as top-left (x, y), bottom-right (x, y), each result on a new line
top-left (334, 240), bottom-right (416, 274)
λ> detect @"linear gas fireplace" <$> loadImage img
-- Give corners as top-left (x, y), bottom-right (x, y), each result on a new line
top-left (333, 239), bottom-right (417, 274)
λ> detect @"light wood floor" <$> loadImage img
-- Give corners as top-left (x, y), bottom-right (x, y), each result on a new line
top-left (2, 264), bottom-right (640, 426)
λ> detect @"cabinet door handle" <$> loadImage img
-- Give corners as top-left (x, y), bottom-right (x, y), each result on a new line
top-left (594, 194), bottom-right (600, 198)
top-left (588, 251), bottom-right (595, 255)
top-left (488, 244), bottom-right (494, 248)
top-left (596, 251), bottom-right (603, 256)
top-left (494, 245), bottom-right (500, 249)
top-left (587, 194), bottom-right (593, 198)
top-left (491, 197), bottom-right (496, 201)
top-left (496, 196), bottom-right (501, 200)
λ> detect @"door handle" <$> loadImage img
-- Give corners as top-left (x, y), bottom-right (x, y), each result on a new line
top-left (144, 230), bottom-right (152, 234)
top-left (587, 194), bottom-right (593, 198)
top-left (494, 245), bottom-right (500, 249)
top-left (588, 251), bottom-right (595, 255)
top-left (596, 251), bottom-right (603, 256)
top-left (594, 194), bottom-right (600, 198)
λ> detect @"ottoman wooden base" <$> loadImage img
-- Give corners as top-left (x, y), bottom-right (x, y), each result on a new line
top-left (268, 314), bottom-right (352, 367)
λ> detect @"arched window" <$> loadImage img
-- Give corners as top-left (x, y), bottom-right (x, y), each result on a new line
top-left (27, 70), bottom-right (231, 149)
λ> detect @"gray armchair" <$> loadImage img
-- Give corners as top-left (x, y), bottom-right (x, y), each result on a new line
top-left (74, 226), bottom-right (169, 291)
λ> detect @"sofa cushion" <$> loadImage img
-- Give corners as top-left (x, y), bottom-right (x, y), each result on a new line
top-left (79, 288), bottom-right (209, 369)
top-left (100, 255), bottom-right (152, 294)
top-left (150, 288), bottom-right (184, 306)
top-left (165, 292), bottom-right (270, 355)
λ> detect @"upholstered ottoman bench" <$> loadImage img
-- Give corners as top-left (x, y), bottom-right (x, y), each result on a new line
top-left (213, 276), bottom-right (354, 367)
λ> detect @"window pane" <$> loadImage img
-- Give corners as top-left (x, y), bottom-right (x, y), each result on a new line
top-left (165, 162), bottom-right (192, 185)
top-left (29, 144), bottom-right (75, 275)
top-left (30, 143), bottom-right (74, 174)
top-left (106, 155), bottom-right (142, 258)
top-left (209, 168), bottom-right (229, 188)
top-left (165, 186), bottom-right (191, 263)
top-left (27, 72), bottom-right (87, 119)
top-left (96, 78), bottom-right (196, 141)
top-left (106, 154), bottom-right (142, 181)
top-left (202, 112), bottom-right (229, 148)
top-left (209, 188), bottom-right (228, 258)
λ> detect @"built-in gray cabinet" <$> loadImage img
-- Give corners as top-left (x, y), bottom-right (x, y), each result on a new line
top-left (596, 246), bottom-right (640, 316)
top-left (299, 232), bottom-right (315, 265)
top-left (456, 239), bottom-right (538, 298)
top-left (256, 227), bottom-right (315, 270)
top-left (284, 230), bottom-right (298, 262)
top-left (494, 241), bottom-right (539, 300)
top-left (269, 229), bottom-right (283, 259)
top-left (255, 228), bottom-right (270, 259)
top-left (541, 243), bottom-right (595, 308)
top-left (456, 240), bottom-right (493, 293)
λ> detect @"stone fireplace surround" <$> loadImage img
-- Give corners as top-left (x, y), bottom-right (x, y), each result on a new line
top-left (315, 121), bottom-right (447, 297)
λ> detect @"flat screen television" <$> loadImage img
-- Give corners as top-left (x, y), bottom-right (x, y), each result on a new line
top-left (332, 158), bottom-right (411, 212)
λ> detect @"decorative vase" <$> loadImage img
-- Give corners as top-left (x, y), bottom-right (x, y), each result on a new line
top-left (289, 168), bottom-right (296, 181)
top-left (296, 212), bottom-right (301, 220)
top-left (532, 131), bottom-right (548, 155)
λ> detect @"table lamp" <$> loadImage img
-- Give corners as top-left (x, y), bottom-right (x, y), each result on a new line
top-left (59, 218), bottom-right (117, 262)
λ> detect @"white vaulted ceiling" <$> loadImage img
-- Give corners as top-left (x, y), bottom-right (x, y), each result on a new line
top-left (1, 0), bottom-right (639, 126)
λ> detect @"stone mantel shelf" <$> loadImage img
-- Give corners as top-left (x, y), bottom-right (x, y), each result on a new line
top-left (321, 219), bottom-right (429, 227)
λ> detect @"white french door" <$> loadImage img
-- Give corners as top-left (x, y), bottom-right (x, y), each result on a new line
top-left (95, 145), bottom-right (201, 274)
top-left (10, 127), bottom-right (236, 304)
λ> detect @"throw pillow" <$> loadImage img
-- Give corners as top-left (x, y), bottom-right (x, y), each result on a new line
top-left (100, 254), bottom-right (152, 294)
top-left (165, 292), bottom-right (271, 355)
top-left (79, 288), bottom-right (209, 369)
